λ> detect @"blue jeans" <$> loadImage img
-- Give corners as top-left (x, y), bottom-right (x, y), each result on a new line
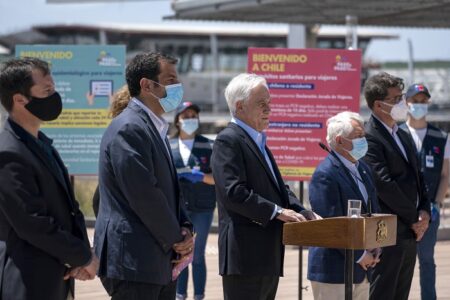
top-left (417, 205), bottom-right (440, 300)
top-left (176, 210), bottom-right (214, 298)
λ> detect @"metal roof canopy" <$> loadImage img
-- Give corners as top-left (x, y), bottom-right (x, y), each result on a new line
top-left (169, 0), bottom-right (450, 28)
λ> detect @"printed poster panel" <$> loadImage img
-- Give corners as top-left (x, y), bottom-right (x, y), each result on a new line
top-left (16, 45), bottom-right (126, 175)
top-left (248, 47), bottom-right (361, 181)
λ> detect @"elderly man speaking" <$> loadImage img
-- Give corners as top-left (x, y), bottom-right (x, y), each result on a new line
top-left (211, 73), bottom-right (318, 300)
top-left (308, 111), bottom-right (381, 300)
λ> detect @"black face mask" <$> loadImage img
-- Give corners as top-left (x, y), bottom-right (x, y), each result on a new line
top-left (25, 92), bottom-right (63, 121)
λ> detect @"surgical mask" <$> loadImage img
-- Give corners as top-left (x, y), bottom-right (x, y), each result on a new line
top-left (150, 81), bottom-right (184, 113)
top-left (383, 99), bottom-right (408, 121)
top-left (344, 137), bottom-right (368, 161)
top-left (180, 118), bottom-right (199, 135)
top-left (408, 103), bottom-right (428, 120)
top-left (25, 92), bottom-right (62, 121)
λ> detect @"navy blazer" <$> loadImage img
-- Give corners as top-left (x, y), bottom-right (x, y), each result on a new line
top-left (94, 100), bottom-right (189, 285)
top-left (211, 123), bottom-right (305, 277)
top-left (0, 119), bottom-right (91, 300)
top-left (307, 151), bottom-right (379, 284)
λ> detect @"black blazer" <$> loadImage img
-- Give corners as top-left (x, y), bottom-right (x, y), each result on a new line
top-left (94, 100), bottom-right (190, 285)
top-left (0, 119), bottom-right (91, 300)
top-left (363, 115), bottom-right (430, 239)
top-left (211, 123), bottom-right (305, 277)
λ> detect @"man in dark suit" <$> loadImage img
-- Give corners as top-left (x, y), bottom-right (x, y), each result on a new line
top-left (362, 72), bottom-right (430, 300)
top-left (211, 73), bottom-right (319, 300)
top-left (0, 57), bottom-right (98, 300)
top-left (308, 111), bottom-right (381, 300)
top-left (94, 52), bottom-right (193, 300)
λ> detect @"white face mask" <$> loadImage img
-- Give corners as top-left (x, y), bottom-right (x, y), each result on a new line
top-left (382, 99), bottom-right (408, 121)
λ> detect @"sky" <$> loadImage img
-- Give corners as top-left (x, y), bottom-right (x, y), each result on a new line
top-left (1, 0), bottom-right (450, 62)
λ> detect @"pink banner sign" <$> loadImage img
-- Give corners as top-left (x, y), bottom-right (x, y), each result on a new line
top-left (248, 47), bottom-right (361, 181)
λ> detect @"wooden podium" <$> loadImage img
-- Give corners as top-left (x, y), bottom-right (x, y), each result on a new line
top-left (283, 214), bottom-right (397, 300)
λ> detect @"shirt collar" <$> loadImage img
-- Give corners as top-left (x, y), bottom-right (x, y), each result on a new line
top-left (231, 117), bottom-right (266, 151)
top-left (132, 98), bottom-right (169, 139)
top-left (373, 114), bottom-right (398, 135)
top-left (8, 118), bottom-right (53, 146)
top-left (334, 150), bottom-right (359, 171)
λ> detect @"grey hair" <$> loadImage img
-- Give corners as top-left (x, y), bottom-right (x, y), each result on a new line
top-left (224, 73), bottom-right (268, 116)
top-left (326, 111), bottom-right (364, 150)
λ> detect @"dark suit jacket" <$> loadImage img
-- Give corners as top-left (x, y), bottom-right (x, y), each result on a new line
top-left (211, 122), bottom-right (305, 277)
top-left (307, 151), bottom-right (380, 284)
top-left (94, 100), bottom-right (189, 285)
top-left (0, 119), bottom-right (91, 300)
top-left (363, 115), bottom-right (430, 239)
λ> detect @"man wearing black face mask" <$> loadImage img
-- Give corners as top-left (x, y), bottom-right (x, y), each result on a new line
top-left (0, 57), bottom-right (99, 300)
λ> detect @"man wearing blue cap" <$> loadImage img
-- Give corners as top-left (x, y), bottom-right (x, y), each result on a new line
top-left (400, 83), bottom-right (449, 300)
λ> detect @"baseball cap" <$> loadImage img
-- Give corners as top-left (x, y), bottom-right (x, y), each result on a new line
top-left (174, 102), bottom-right (201, 125)
top-left (175, 101), bottom-right (200, 115)
top-left (406, 84), bottom-right (431, 99)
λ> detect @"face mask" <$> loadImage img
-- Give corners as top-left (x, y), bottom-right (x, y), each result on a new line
top-left (180, 118), bottom-right (199, 135)
top-left (408, 103), bottom-right (428, 120)
top-left (344, 137), bottom-right (368, 161)
top-left (150, 81), bottom-right (184, 113)
top-left (25, 92), bottom-right (62, 121)
top-left (383, 99), bottom-right (408, 121)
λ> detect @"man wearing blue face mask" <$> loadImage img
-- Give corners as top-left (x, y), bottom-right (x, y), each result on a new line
top-left (308, 111), bottom-right (381, 300)
top-left (399, 84), bottom-right (449, 300)
top-left (94, 52), bottom-right (194, 300)
top-left (169, 102), bottom-right (216, 300)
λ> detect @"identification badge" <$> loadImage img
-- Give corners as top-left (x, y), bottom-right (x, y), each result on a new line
top-left (426, 155), bottom-right (434, 168)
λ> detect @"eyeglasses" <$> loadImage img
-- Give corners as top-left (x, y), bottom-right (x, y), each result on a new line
top-left (383, 93), bottom-right (405, 104)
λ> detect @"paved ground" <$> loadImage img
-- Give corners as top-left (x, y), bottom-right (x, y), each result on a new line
top-left (77, 229), bottom-right (450, 300)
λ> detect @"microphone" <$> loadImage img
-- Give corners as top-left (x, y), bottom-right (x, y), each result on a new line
top-left (318, 142), bottom-right (331, 154)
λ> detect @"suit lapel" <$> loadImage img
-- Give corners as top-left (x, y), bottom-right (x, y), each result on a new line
top-left (129, 102), bottom-right (177, 180)
top-left (357, 163), bottom-right (376, 213)
top-left (5, 122), bottom-right (75, 209)
top-left (265, 147), bottom-right (287, 199)
top-left (397, 129), bottom-right (418, 167)
top-left (230, 123), bottom-right (280, 191)
top-left (329, 152), bottom-right (367, 211)
top-left (370, 116), bottom-right (409, 164)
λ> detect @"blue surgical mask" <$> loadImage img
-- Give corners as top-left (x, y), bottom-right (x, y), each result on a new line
top-left (180, 118), bottom-right (199, 135)
top-left (408, 103), bottom-right (428, 120)
top-left (344, 137), bottom-right (368, 161)
top-left (151, 82), bottom-right (184, 113)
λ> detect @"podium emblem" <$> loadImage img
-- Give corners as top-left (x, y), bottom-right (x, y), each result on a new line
top-left (376, 220), bottom-right (388, 243)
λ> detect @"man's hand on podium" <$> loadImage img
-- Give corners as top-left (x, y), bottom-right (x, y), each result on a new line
top-left (276, 209), bottom-right (307, 223)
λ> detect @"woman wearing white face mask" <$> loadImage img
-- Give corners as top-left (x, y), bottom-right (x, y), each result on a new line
top-left (169, 102), bottom-right (216, 300)
top-left (399, 84), bottom-right (450, 300)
